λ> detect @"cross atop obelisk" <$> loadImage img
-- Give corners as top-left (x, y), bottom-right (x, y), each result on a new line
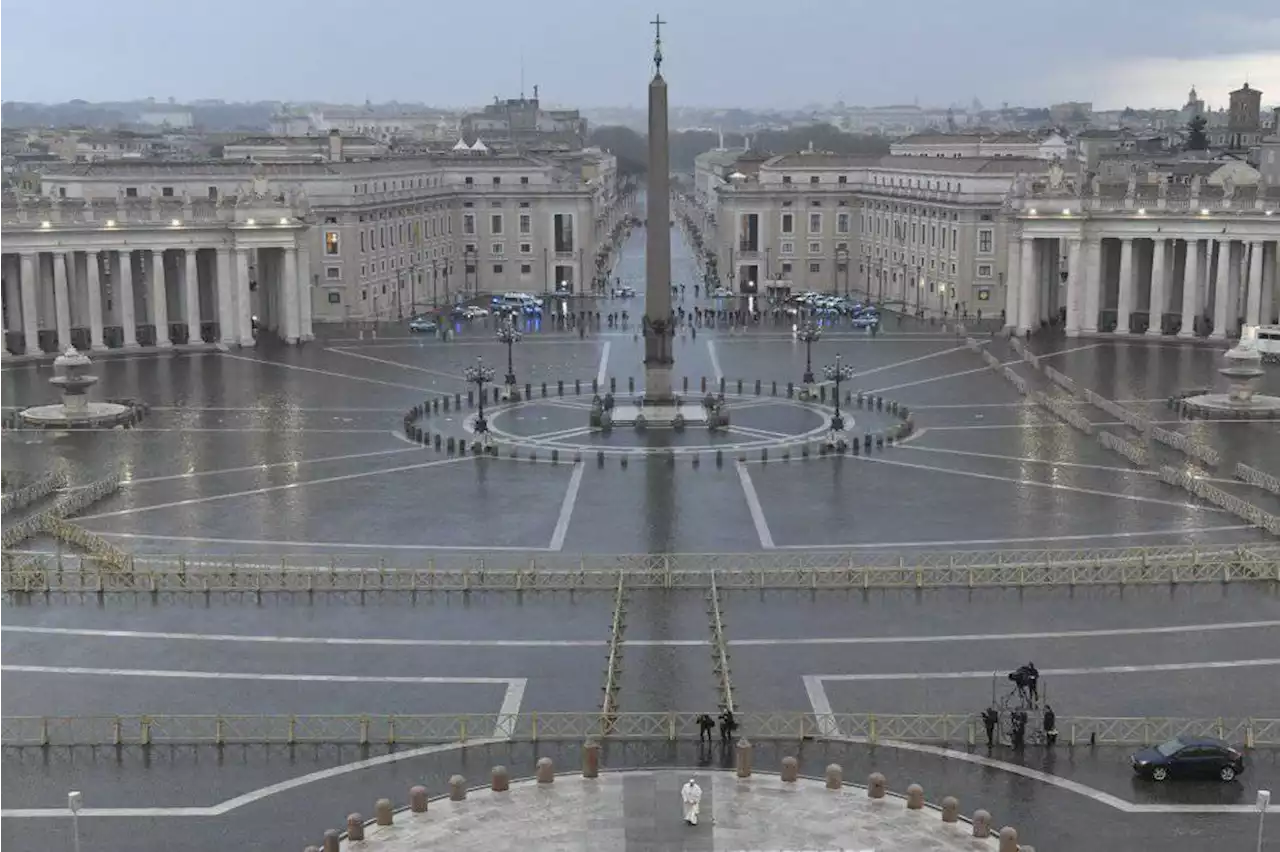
top-left (651, 14), bottom-right (665, 72)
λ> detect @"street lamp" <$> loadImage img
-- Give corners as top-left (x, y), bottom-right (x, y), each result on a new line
top-left (464, 356), bottom-right (496, 450)
top-left (496, 318), bottom-right (522, 393)
top-left (68, 790), bottom-right (82, 852)
top-left (797, 320), bottom-right (821, 386)
top-left (822, 352), bottom-right (855, 444)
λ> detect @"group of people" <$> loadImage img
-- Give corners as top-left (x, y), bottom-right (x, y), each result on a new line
top-left (981, 704), bottom-right (1057, 750)
top-left (695, 709), bottom-right (738, 744)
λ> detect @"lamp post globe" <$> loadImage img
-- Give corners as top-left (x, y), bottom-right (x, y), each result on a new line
top-left (495, 319), bottom-right (522, 390)
top-left (464, 356), bottom-right (496, 448)
top-left (797, 321), bottom-right (822, 386)
top-left (822, 353), bottom-right (855, 441)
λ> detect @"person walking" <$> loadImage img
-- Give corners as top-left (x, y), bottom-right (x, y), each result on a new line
top-left (981, 707), bottom-right (999, 748)
top-left (718, 709), bottom-right (736, 744)
top-left (1043, 705), bottom-right (1057, 747)
top-left (696, 713), bottom-right (715, 743)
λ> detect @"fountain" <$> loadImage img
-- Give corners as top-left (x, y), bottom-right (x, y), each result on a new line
top-left (18, 347), bottom-right (136, 429)
top-left (1179, 328), bottom-right (1280, 419)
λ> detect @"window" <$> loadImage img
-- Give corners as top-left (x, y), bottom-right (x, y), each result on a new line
top-left (493, 263), bottom-right (504, 274)
top-left (808, 213), bottom-right (821, 234)
top-left (360, 232), bottom-right (366, 252)
top-left (977, 264), bottom-right (993, 278)
top-left (325, 267), bottom-right (340, 280)
top-left (519, 213), bottom-right (531, 234)
top-left (780, 241), bottom-right (795, 255)
top-left (328, 291), bottom-right (341, 304)
top-left (520, 243), bottom-right (532, 254)
top-left (126, 187), bottom-right (138, 197)
top-left (978, 229), bottom-right (993, 254)
top-left (360, 265), bottom-right (366, 277)
top-left (520, 176), bottom-right (529, 185)
top-left (553, 214), bottom-right (574, 253)
top-left (781, 262), bottom-right (792, 274)
top-left (930, 226), bottom-right (936, 247)
top-left (951, 227), bottom-right (958, 248)
top-left (161, 186), bottom-right (174, 197)
top-left (950, 262), bottom-right (957, 274)
top-left (492, 176), bottom-right (501, 186)
top-left (837, 213), bottom-right (850, 234)
top-left (325, 232), bottom-right (340, 255)
top-left (781, 213), bottom-right (794, 234)
top-left (809, 242), bottom-right (822, 254)
top-left (464, 176), bottom-right (474, 185)
top-left (911, 223), bottom-right (918, 243)
top-left (519, 201), bottom-right (530, 208)
top-left (463, 214), bottom-right (476, 235)
top-left (208, 186), bottom-right (218, 200)
top-left (838, 175), bottom-right (848, 184)
top-left (362, 289), bottom-right (368, 301)
top-left (782, 175), bottom-right (792, 184)
top-left (941, 228), bottom-right (947, 249)
top-left (492, 243), bottom-right (504, 255)
top-left (809, 262), bottom-right (821, 273)
top-left (809, 175), bottom-right (819, 185)
top-left (491, 214), bottom-right (503, 235)
top-left (520, 263), bottom-right (532, 274)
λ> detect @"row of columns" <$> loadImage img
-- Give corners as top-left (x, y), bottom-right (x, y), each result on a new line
top-left (1009, 235), bottom-right (1279, 339)
top-left (2, 245), bottom-right (312, 356)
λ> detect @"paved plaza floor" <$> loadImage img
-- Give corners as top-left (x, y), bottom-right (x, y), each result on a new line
top-left (3, 227), bottom-right (1280, 851)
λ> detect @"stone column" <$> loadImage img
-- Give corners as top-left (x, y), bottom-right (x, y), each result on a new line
top-left (52, 251), bottom-right (72, 348)
top-left (19, 252), bottom-right (40, 353)
top-left (1178, 239), bottom-right (1200, 338)
top-left (1211, 239), bottom-right (1231, 339)
top-left (86, 251), bottom-right (106, 351)
top-left (1004, 234), bottom-right (1021, 331)
top-left (1245, 240), bottom-right (1264, 327)
top-left (150, 250), bottom-right (171, 347)
top-left (282, 246), bottom-right (300, 344)
top-left (1017, 236), bottom-right (1036, 335)
top-left (184, 248), bottom-right (200, 344)
top-left (1261, 241), bottom-right (1276, 325)
top-left (3, 256), bottom-right (22, 335)
top-left (235, 247), bottom-right (254, 345)
top-left (1147, 237), bottom-right (1167, 336)
top-left (1116, 237), bottom-right (1134, 334)
top-left (1065, 237), bottom-right (1083, 336)
top-left (1082, 237), bottom-right (1102, 334)
top-left (297, 238), bottom-right (314, 340)
top-left (215, 247), bottom-right (236, 347)
top-left (118, 250), bottom-right (138, 347)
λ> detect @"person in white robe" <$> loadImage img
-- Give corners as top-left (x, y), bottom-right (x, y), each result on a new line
top-left (681, 778), bottom-right (702, 825)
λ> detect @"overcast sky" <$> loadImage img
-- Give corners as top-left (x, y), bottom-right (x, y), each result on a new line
top-left (3, 0), bottom-right (1278, 110)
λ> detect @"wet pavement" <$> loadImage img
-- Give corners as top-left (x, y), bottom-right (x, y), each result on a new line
top-left (4, 224), bottom-right (1280, 851)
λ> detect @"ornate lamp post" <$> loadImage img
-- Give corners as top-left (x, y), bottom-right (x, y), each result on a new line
top-left (495, 318), bottom-right (522, 397)
top-left (464, 356), bottom-right (496, 450)
top-left (797, 320), bottom-right (822, 386)
top-left (822, 353), bottom-right (855, 445)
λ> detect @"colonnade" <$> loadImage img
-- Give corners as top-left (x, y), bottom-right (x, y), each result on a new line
top-left (1009, 234), bottom-right (1279, 339)
top-left (1, 243), bottom-right (313, 356)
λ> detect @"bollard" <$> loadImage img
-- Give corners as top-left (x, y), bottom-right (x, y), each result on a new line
top-left (719, 377), bottom-right (726, 393)
top-left (558, 380), bottom-right (564, 396)
top-left (610, 377), bottom-right (616, 393)
top-left (876, 396), bottom-right (883, 411)
top-left (551, 449), bottom-right (559, 464)
top-left (761, 448), bottom-right (768, 463)
top-left (716, 449), bottom-right (723, 467)
top-left (783, 450), bottom-right (791, 462)
top-left (455, 392), bottom-right (462, 409)
top-left (530, 450), bottom-right (537, 462)
top-left (541, 382), bottom-right (547, 398)
top-left (443, 396), bottom-right (451, 412)
top-left (737, 378), bottom-right (743, 394)
top-left (598, 450), bottom-right (605, 467)
top-left (467, 390), bottom-right (474, 408)
top-left (941, 796), bottom-right (959, 823)
top-left (781, 756), bottom-right (799, 783)
top-left (864, 433), bottom-right (872, 450)
top-left (447, 436), bottom-right (456, 454)
top-left (434, 397), bottom-right (441, 413)
top-left (346, 815), bottom-right (364, 841)
top-left (576, 379), bottom-right (582, 395)
top-left (375, 798), bottom-right (394, 825)
top-left (857, 392), bottom-right (864, 408)
top-left (459, 440), bottom-right (467, 456)
top-left (620, 455), bottom-right (628, 469)
top-left (701, 376), bottom-right (707, 392)
top-left (972, 810), bottom-right (992, 837)
top-left (683, 376), bottom-right (689, 392)
top-left (998, 826), bottom-right (1019, 852)
top-left (867, 772), bottom-right (887, 799)
top-left (820, 385), bottom-right (827, 403)
top-left (736, 738), bottom-right (752, 777)
top-left (628, 376), bottom-right (635, 393)
top-left (825, 763), bottom-right (843, 789)
top-left (802, 444), bottom-right (810, 458)
top-left (583, 740), bottom-right (600, 778)
top-left (492, 766), bottom-right (510, 792)
top-left (493, 387), bottom-right (499, 404)
top-left (592, 378), bottom-right (599, 394)
top-left (755, 379), bottom-right (761, 395)
top-left (448, 775), bottom-right (467, 801)
top-left (876, 434), bottom-right (884, 449)
top-left (323, 829), bottom-right (340, 852)
top-left (786, 381), bottom-right (794, 398)
top-left (525, 382), bottom-right (532, 400)
top-left (409, 785), bottom-right (428, 813)
top-left (852, 439), bottom-right (859, 455)
top-left (434, 434), bottom-right (441, 451)
top-left (692, 454), bottom-right (700, 468)
top-left (771, 380), bottom-right (778, 396)
top-left (536, 757), bottom-right (555, 784)
top-left (906, 784), bottom-right (925, 810)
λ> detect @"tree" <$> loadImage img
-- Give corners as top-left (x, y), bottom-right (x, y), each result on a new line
top-left (1186, 115), bottom-right (1209, 150)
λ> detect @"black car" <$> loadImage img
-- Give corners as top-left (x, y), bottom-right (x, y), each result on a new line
top-left (1131, 736), bottom-right (1244, 782)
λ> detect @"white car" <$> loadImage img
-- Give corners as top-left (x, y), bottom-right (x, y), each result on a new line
top-left (463, 306), bottom-right (489, 318)
top-left (712, 287), bottom-right (734, 298)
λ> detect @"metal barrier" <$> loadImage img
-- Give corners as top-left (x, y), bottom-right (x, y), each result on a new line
top-left (600, 574), bottom-right (626, 731)
top-left (1236, 462), bottom-right (1280, 497)
top-left (1042, 365), bottom-right (1080, 398)
top-left (4, 544), bottom-right (1278, 591)
top-left (0, 469), bottom-right (69, 514)
top-left (707, 575), bottom-right (734, 713)
top-left (1097, 430), bottom-right (1148, 467)
top-left (1159, 466), bottom-right (1280, 534)
top-left (1151, 426), bottom-right (1221, 467)
top-left (4, 711), bottom-right (1276, 748)
top-left (1032, 391), bottom-right (1094, 435)
top-left (1001, 366), bottom-right (1028, 395)
top-left (1084, 390), bottom-right (1150, 434)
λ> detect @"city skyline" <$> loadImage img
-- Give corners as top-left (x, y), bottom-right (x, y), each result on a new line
top-left (2, 0), bottom-right (1278, 111)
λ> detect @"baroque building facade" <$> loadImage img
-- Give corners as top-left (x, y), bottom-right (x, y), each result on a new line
top-left (1, 143), bottom-right (621, 356)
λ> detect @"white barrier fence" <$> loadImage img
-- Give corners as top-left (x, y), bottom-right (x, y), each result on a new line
top-left (1084, 390), bottom-right (1150, 434)
top-left (1042, 365), bottom-right (1080, 398)
top-left (1001, 367), bottom-right (1028, 395)
top-left (1098, 430), bottom-right (1148, 467)
top-left (1158, 466), bottom-right (1280, 534)
top-left (1235, 463), bottom-right (1280, 497)
top-left (0, 469), bottom-right (69, 514)
top-left (1033, 392), bottom-right (1094, 434)
top-left (982, 350), bottom-right (1002, 370)
top-left (1150, 426), bottom-right (1221, 467)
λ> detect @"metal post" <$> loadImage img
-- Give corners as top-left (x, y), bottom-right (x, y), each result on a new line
top-left (68, 791), bottom-right (82, 852)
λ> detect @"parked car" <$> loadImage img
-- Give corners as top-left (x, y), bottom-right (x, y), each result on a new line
top-left (1131, 737), bottom-right (1245, 782)
top-left (462, 306), bottom-right (489, 319)
top-left (851, 313), bottom-right (879, 328)
top-left (407, 316), bottom-right (438, 333)
top-left (712, 287), bottom-right (734, 298)
top-left (617, 286), bottom-right (636, 298)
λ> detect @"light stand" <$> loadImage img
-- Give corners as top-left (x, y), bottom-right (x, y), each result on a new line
top-left (822, 353), bottom-right (854, 448)
top-left (796, 320), bottom-right (821, 397)
top-left (464, 356), bottom-right (496, 451)
top-left (495, 319), bottom-right (522, 399)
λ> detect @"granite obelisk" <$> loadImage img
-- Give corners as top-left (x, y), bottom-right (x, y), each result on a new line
top-left (643, 14), bottom-right (675, 404)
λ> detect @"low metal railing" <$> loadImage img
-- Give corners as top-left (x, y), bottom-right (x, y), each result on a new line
top-left (3, 712), bottom-right (1276, 749)
top-left (3, 544), bottom-right (1278, 592)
